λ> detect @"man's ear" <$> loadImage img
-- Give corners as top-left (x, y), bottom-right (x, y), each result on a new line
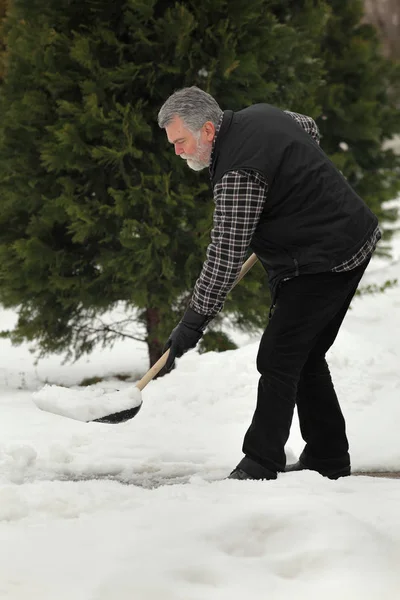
top-left (203, 121), bottom-right (216, 142)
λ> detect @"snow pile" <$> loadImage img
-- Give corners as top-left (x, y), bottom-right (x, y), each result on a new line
top-left (0, 199), bottom-right (398, 598)
top-left (32, 384), bottom-right (142, 422)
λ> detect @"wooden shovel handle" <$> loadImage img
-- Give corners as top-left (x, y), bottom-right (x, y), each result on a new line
top-left (136, 253), bottom-right (258, 391)
top-left (234, 251), bottom-right (258, 284)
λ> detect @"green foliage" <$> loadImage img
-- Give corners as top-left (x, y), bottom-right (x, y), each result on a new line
top-left (315, 0), bottom-right (400, 237)
top-left (199, 330), bottom-right (238, 354)
top-left (0, 0), bottom-right (328, 361)
top-left (0, 0), bottom-right (398, 365)
top-left (356, 278), bottom-right (398, 296)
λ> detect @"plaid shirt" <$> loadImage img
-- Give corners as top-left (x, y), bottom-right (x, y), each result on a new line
top-left (331, 226), bottom-right (381, 272)
top-left (190, 111), bottom-right (380, 317)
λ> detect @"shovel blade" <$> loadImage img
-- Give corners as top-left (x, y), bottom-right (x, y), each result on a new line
top-left (91, 402), bottom-right (142, 424)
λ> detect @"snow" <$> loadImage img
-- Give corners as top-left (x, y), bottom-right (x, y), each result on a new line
top-left (383, 134), bottom-right (400, 155)
top-left (32, 384), bottom-right (142, 422)
top-left (0, 201), bottom-right (399, 599)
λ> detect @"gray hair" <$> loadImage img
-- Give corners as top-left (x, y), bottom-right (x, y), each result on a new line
top-left (158, 86), bottom-right (223, 132)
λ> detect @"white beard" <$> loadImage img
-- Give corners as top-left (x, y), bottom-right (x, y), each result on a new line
top-left (184, 157), bottom-right (208, 171)
top-left (181, 136), bottom-right (211, 171)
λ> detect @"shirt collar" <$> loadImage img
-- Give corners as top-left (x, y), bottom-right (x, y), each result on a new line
top-left (209, 113), bottom-right (224, 174)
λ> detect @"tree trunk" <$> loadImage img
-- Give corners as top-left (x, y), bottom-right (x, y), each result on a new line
top-left (145, 307), bottom-right (168, 377)
top-left (0, 0), bottom-right (8, 82)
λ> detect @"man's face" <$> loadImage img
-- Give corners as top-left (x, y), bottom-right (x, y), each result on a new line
top-left (165, 116), bottom-right (215, 171)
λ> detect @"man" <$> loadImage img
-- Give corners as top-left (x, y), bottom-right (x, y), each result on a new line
top-left (157, 86), bottom-right (380, 481)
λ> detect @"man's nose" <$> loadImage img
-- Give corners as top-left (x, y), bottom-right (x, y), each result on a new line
top-left (175, 144), bottom-right (183, 155)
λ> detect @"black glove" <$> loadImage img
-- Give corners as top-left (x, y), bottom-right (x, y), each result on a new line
top-left (164, 307), bottom-right (211, 371)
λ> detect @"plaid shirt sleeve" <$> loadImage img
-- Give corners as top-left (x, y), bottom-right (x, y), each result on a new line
top-left (190, 170), bottom-right (268, 316)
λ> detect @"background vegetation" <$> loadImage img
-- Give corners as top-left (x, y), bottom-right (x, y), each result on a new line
top-left (0, 0), bottom-right (398, 368)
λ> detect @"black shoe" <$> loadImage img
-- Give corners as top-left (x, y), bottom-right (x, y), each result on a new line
top-left (285, 460), bottom-right (351, 480)
top-left (228, 456), bottom-right (277, 481)
top-left (228, 468), bottom-right (256, 480)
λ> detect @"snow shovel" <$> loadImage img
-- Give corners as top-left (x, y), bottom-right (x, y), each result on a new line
top-left (33, 253), bottom-right (258, 425)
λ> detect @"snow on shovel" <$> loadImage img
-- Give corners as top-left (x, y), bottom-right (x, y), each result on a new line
top-left (32, 253), bottom-right (258, 424)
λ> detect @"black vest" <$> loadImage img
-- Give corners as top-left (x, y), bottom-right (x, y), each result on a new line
top-left (210, 104), bottom-right (378, 295)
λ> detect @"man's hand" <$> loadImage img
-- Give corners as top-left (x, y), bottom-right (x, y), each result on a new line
top-left (164, 307), bottom-right (210, 371)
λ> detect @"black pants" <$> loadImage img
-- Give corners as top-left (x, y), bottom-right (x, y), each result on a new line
top-left (242, 260), bottom-right (369, 473)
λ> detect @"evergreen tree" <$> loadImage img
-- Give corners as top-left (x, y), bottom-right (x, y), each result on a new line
top-left (315, 0), bottom-right (400, 237)
top-left (0, 0), bottom-right (327, 366)
top-left (0, 0), bottom-right (398, 369)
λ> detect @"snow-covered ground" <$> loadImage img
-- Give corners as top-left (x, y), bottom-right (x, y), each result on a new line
top-left (0, 203), bottom-right (399, 599)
